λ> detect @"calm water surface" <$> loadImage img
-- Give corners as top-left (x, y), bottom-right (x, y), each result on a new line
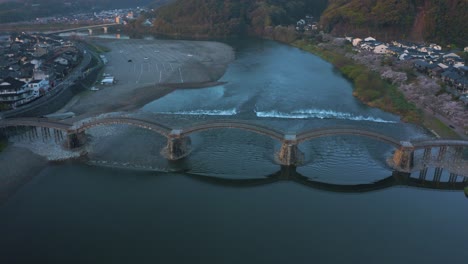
top-left (1, 39), bottom-right (467, 263)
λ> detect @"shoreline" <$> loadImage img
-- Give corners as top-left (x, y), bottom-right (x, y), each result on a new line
top-left (292, 38), bottom-right (467, 140)
top-left (63, 38), bottom-right (234, 117)
top-left (0, 37), bottom-right (235, 204)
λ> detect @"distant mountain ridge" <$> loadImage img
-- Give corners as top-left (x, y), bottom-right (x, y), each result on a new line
top-left (0, 0), bottom-right (154, 23)
top-left (0, 0), bottom-right (152, 7)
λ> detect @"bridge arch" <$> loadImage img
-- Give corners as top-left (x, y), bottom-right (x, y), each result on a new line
top-left (296, 127), bottom-right (402, 147)
top-left (180, 120), bottom-right (284, 141)
top-left (73, 116), bottom-right (172, 137)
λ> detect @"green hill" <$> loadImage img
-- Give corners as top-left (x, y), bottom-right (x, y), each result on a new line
top-left (145, 0), bottom-right (467, 46)
top-left (147, 0), bottom-right (328, 37)
top-left (320, 0), bottom-right (468, 47)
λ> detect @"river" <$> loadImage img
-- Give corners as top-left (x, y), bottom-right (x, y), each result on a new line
top-left (1, 38), bottom-right (467, 263)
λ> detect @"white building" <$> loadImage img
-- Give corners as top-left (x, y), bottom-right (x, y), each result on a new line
top-left (373, 44), bottom-right (389, 54)
top-left (101, 76), bottom-right (115, 85)
top-left (27, 79), bottom-right (50, 97)
top-left (33, 69), bottom-right (49, 80)
top-left (0, 77), bottom-right (32, 108)
top-left (443, 53), bottom-right (461, 59)
top-left (437, 63), bottom-right (449, 69)
top-left (352, 38), bottom-right (362, 47)
top-left (430, 44), bottom-right (442, 51)
top-left (54, 57), bottom-right (69, 65)
top-left (99, 55), bottom-right (108, 64)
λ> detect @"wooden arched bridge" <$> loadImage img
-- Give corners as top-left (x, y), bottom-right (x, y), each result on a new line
top-left (1, 115), bottom-right (467, 173)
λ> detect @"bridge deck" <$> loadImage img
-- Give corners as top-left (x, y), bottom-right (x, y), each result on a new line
top-left (1, 116), bottom-right (467, 151)
top-left (296, 127), bottom-right (402, 147)
top-left (412, 140), bottom-right (468, 148)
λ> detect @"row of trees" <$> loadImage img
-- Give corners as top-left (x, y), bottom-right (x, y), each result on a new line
top-left (294, 40), bottom-right (422, 123)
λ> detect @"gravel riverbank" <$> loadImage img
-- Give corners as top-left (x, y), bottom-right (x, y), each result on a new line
top-left (62, 38), bottom-right (234, 117)
top-left (0, 38), bottom-right (235, 204)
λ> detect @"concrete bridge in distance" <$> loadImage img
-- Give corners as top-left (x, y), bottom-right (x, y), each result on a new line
top-left (1, 114), bottom-right (467, 174)
top-left (45, 23), bottom-right (119, 35)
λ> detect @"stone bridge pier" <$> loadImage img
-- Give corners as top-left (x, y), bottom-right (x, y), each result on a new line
top-left (391, 141), bottom-right (414, 173)
top-left (277, 166), bottom-right (298, 180)
top-left (276, 135), bottom-right (304, 166)
top-left (164, 130), bottom-right (191, 160)
top-left (392, 170), bottom-right (411, 184)
top-left (65, 130), bottom-right (87, 149)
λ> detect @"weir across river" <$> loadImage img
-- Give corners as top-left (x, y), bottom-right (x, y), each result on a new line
top-left (1, 114), bottom-right (467, 174)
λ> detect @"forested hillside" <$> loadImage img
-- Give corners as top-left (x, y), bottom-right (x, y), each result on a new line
top-left (2, 0), bottom-right (465, 46)
top-left (145, 0), bottom-right (466, 46)
top-left (147, 0), bottom-right (328, 37)
top-left (320, 0), bottom-right (467, 46)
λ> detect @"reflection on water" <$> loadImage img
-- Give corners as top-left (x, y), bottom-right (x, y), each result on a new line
top-left (1, 162), bottom-right (467, 263)
top-left (186, 166), bottom-right (468, 194)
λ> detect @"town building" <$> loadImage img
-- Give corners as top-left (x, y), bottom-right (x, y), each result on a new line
top-left (0, 77), bottom-right (32, 108)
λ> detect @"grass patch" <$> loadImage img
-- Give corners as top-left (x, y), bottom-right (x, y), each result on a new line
top-left (85, 42), bottom-right (110, 54)
top-left (422, 114), bottom-right (460, 139)
top-left (293, 39), bottom-right (422, 123)
top-left (0, 138), bottom-right (8, 153)
top-left (435, 88), bottom-right (446, 96)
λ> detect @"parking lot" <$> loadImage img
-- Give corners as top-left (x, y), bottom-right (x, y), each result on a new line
top-left (102, 39), bottom-right (234, 85)
top-left (65, 38), bottom-right (234, 116)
